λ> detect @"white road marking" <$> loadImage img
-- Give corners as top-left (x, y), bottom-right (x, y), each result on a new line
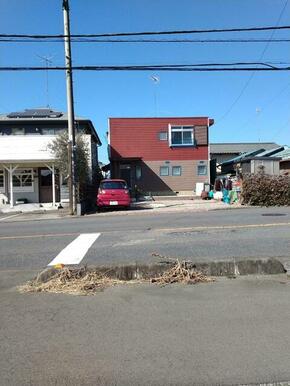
top-left (113, 238), bottom-right (155, 247)
top-left (48, 233), bottom-right (101, 266)
top-left (0, 213), bottom-right (21, 222)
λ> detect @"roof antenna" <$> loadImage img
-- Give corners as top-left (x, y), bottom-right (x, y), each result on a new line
top-left (150, 75), bottom-right (160, 117)
top-left (36, 54), bottom-right (55, 108)
top-left (256, 107), bottom-right (261, 142)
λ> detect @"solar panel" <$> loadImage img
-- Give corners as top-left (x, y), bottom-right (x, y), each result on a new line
top-left (7, 109), bottom-right (63, 118)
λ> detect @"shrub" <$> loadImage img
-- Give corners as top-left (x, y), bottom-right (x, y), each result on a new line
top-left (241, 168), bottom-right (290, 206)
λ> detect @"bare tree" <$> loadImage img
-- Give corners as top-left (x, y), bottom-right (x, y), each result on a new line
top-left (48, 132), bottom-right (89, 202)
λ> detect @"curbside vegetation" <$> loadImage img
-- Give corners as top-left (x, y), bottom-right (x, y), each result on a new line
top-left (18, 253), bottom-right (286, 296)
top-left (19, 258), bottom-right (215, 296)
top-left (241, 167), bottom-right (290, 206)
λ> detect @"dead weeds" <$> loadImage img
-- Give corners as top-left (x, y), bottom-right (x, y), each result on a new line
top-left (151, 253), bottom-right (215, 285)
top-left (19, 256), bottom-right (214, 296)
top-left (19, 267), bottom-right (130, 296)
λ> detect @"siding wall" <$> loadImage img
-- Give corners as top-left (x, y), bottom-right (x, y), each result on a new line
top-left (139, 160), bottom-right (208, 194)
top-left (109, 118), bottom-right (210, 161)
top-left (109, 117), bottom-right (212, 194)
top-left (251, 159), bottom-right (280, 175)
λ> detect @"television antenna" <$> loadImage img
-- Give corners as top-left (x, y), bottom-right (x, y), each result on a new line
top-left (149, 75), bottom-right (160, 116)
top-left (36, 54), bottom-right (55, 108)
top-left (256, 107), bottom-right (261, 142)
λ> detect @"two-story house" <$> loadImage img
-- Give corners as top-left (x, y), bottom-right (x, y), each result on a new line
top-left (0, 108), bottom-right (101, 208)
top-left (109, 117), bottom-right (214, 195)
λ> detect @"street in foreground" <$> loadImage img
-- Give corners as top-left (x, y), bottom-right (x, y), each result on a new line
top-left (1, 206), bottom-right (290, 385)
top-left (0, 206), bottom-right (289, 270)
top-left (1, 272), bottom-right (290, 386)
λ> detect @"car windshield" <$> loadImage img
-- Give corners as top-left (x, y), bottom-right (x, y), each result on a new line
top-left (101, 181), bottom-right (127, 190)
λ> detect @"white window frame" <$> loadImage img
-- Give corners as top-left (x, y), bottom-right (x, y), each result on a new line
top-left (160, 166), bottom-right (169, 176)
top-left (0, 169), bottom-right (5, 192)
top-left (172, 166), bottom-right (182, 176)
top-left (159, 131), bottom-right (168, 141)
top-left (197, 164), bottom-right (207, 176)
top-left (10, 168), bottom-right (34, 192)
top-left (168, 124), bottom-right (195, 147)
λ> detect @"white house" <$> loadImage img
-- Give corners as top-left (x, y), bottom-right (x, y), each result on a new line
top-left (0, 108), bottom-right (101, 208)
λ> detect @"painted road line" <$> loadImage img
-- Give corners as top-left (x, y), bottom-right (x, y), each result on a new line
top-left (0, 221), bottom-right (290, 242)
top-left (0, 232), bottom-right (79, 241)
top-left (158, 222), bottom-right (290, 233)
top-left (0, 213), bottom-right (21, 222)
top-left (48, 233), bottom-right (101, 266)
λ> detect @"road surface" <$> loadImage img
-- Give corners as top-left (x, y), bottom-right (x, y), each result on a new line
top-left (0, 206), bottom-right (289, 269)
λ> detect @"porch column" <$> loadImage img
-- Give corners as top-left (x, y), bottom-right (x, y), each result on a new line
top-left (3, 164), bottom-right (19, 209)
top-left (52, 164), bottom-right (56, 207)
top-left (9, 165), bottom-right (13, 208)
top-left (45, 163), bottom-right (56, 207)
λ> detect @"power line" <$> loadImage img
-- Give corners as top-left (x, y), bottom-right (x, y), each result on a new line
top-left (0, 25), bottom-right (290, 39)
top-left (1, 38), bottom-right (290, 44)
top-left (216, 0), bottom-right (289, 124)
top-left (236, 82), bottom-right (290, 132)
top-left (0, 65), bottom-right (289, 72)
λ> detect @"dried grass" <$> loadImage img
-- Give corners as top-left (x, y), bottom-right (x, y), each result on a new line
top-left (19, 267), bottom-right (129, 296)
top-left (151, 253), bottom-right (215, 286)
top-left (19, 255), bottom-right (214, 295)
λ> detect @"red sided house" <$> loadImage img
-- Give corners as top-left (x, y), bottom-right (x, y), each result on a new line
top-left (108, 117), bottom-right (214, 195)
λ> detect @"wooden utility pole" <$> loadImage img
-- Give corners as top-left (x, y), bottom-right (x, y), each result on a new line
top-left (63, 0), bottom-right (76, 214)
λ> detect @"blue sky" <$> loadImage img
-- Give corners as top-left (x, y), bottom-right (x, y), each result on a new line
top-left (0, 0), bottom-right (289, 162)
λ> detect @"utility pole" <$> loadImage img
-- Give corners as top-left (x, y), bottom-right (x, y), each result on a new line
top-left (63, 0), bottom-right (76, 215)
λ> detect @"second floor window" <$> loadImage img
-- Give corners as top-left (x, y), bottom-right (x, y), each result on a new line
top-left (160, 166), bottom-right (169, 176)
top-left (159, 132), bottom-right (168, 141)
top-left (169, 126), bottom-right (194, 146)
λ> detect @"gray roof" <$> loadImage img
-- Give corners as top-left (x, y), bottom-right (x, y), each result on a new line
top-left (270, 147), bottom-right (290, 160)
top-left (0, 108), bottom-right (101, 145)
top-left (210, 142), bottom-right (280, 154)
top-left (0, 108), bottom-right (86, 122)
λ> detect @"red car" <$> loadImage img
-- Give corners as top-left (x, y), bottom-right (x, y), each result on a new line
top-left (97, 179), bottom-right (131, 209)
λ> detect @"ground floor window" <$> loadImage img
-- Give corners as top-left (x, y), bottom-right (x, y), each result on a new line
top-left (160, 166), bottom-right (169, 176)
top-left (12, 168), bottom-right (34, 192)
top-left (172, 166), bottom-right (182, 176)
top-left (197, 164), bottom-right (207, 176)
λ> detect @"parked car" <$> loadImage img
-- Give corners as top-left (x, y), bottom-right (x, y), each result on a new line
top-left (97, 179), bottom-right (131, 210)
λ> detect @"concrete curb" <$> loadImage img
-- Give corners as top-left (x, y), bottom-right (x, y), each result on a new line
top-left (37, 258), bottom-right (286, 283)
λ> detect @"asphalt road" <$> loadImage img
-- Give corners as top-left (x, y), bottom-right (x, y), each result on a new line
top-left (1, 272), bottom-right (290, 386)
top-left (1, 208), bottom-right (290, 385)
top-left (0, 206), bottom-right (290, 269)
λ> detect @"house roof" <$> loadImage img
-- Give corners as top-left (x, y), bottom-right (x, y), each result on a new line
top-left (210, 142), bottom-right (280, 154)
top-left (109, 117), bottom-right (214, 126)
top-left (0, 108), bottom-right (102, 145)
top-left (220, 149), bottom-right (266, 166)
top-left (270, 147), bottom-right (290, 160)
top-left (254, 146), bottom-right (285, 157)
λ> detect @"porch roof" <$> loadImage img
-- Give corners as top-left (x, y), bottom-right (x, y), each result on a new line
top-left (0, 136), bottom-right (55, 164)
